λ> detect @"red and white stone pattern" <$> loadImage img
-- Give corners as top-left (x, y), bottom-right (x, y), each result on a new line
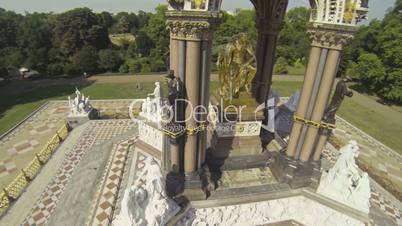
top-left (87, 137), bottom-right (137, 226)
top-left (21, 119), bottom-right (136, 226)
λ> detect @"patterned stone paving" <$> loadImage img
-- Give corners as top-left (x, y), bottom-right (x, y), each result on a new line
top-left (21, 119), bottom-right (136, 226)
top-left (88, 137), bottom-right (137, 226)
top-left (2, 99), bottom-right (402, 225)
top-left (88, 139), bottom-right (155, 226)
top-left (0, 100), bottom-right (133, 191)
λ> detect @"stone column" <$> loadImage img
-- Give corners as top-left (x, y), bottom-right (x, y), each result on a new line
top-left (299, 49), bottom-right (340, 162)
top-left (312, 133), bottom-right (328, 161)
top-left (286, 24), bottom-right (354, 162)
top-left (250, 0), bottom-right (288, 104)
top-left (170, 38), bottom-right (179, 77)
top-left (184, 40), bottom-right (201, 174)
top-left (169, 38), bottom-right (181, 172)
top-left (198, 40), bottom-right (212, 168)
top-left (286, 47), bottom-right (322, 157)
top-left (166, 10), bottom-right (221, 197)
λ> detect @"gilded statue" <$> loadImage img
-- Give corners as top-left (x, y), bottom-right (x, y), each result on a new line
top-left (217, 33), bottom-right (256, 102)
top-left (192, 0), bottom-right (206, 9)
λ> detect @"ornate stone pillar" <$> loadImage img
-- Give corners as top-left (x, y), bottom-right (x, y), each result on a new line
top-left (299, 46), bottom-right (342, 161)
top-left (250, 0), bottom-right (288, 104)
top-left (286, 0), bottom-right (368, 162)
top-left (166, 7), bottom-right (222, 196)
top-left (184, 40), bottom-right (201, 174)
top-left (271, 0), bottom-right (368, 188)
top-left (286, 46), bottom-right (322, 157)
top-left (169, 37), bottom-right (181, 173)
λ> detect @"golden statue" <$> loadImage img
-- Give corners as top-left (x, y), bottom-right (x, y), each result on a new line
top-left (192, 0), bottom-right (206, 9)
top-left (344, 0), bottom-right (357, 24)
top-left (217, 33), bottom-right (256, 102)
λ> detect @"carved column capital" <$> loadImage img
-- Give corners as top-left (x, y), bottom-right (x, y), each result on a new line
top-left (166, 11), bottom-right (222, 41)
top-left (308, 24), bottom-right (357, 50)
top-left (251, 0), bottom-right (289, 35)
top-left (166, 20), bottom-right (211, 40)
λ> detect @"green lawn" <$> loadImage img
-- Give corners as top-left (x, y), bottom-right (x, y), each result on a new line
top-left (286, 65), bottom-right (306, 75)
top-left (1, 81), bottom-right (401, 154)
top-left (338, 94), bottom-right (402, 154)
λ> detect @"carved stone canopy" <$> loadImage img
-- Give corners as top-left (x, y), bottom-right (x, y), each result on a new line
top-left (309, 0), bottom-right (369, 26)
top-left (250, 0), bottom-right (289, 35)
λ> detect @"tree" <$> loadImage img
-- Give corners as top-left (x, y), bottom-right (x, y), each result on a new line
top-left (278, 7), bottom-right (310, 63)
top-left (0, 47), bottom-right (24, 68)
top-left (145, 5), bottom-right (169, 68)
top-left (274, 57), bottom-right (289, 74)
top-left (0, 9), bottom-right (19, 49)
top-left (346, 53), bottom-right (386, 91)
top-left (126, 58), bottom-right (142, 73)
top-left (0, 61), bottom-right (8, 78)
top-left (99, 49), bottom-right (123, 72)
top-left (115, 16), bottom-right (131, 33)
top-left (16, 13), bottom-right (54, 72)
top-left (54, 8), bottom-right (110, 57)
top-left (97, 11), bottom-right (114, 30)
top-left (47, 63), bottom-right (64, 76)
top-left (135, 30), bottom-right (154, 56)
top-left (341, 0), bottom-right (402, 103)
top-left (72, 45), bottom-right (99, 74)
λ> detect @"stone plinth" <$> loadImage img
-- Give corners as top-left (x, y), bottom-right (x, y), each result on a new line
top-left (138, 118), bottom-right (165, 152)
top-left (270, 152), bottom-right (321, 189)
top-left (67, 109), bottom-right (98, 129)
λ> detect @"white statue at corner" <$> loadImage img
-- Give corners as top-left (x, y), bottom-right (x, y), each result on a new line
top-left (113, 156), bottom-right (180, 226)
top-left (139, 82), bottom-right (169, 124)
top-left (317, 140), bottom-right (371, 214)
top-left (68, 88), bottom-right (92, 116)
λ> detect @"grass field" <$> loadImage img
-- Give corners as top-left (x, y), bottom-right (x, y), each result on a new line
top-left (1, 80), bottom-right (401, 154)
top-left (286, 65), bottom-right (306, 75)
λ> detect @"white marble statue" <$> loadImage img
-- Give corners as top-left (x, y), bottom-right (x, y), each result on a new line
top-left (139, 82), bottom-right (167, 124)
top-left (68, 88), bottom-right (93, 116)
top-left (317, 140), bottom-right (371, 214)
top-left (113, 156), bottom-right (180, 226)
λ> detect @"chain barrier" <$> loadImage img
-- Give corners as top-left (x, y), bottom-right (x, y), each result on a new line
top-left (293, 114), bottom-right (336, 130)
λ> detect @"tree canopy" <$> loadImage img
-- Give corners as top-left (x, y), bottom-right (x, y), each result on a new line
top-left (0, 3), bottom-right (400, 104)
top-left (343, 0), bottom-right (402, 103)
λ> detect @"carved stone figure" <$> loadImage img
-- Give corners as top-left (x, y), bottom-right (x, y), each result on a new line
top-left (323, 79), bottom-right (353, 125)
top-left (140, 83), bottom-right (165, 124)
top-left (317, 140), bottom-right (371, 213)
top-left (68, 88), bottom-right (93, 116)
top-left (166, 71), bottom-right (180, 106)
top-left (217, 33), bottom-right (256, 102)
top-left (113, 156), bottom-right (180, 226)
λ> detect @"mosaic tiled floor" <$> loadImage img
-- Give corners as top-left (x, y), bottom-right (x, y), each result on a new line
top-left (0, 100), bottom-right (134, 190)
top-left (21, 119), bottom-right (136, 226)
top-left (88, 137), bottom-right (137, 226)
top-left (88, 140), bottom-right (157, 226)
